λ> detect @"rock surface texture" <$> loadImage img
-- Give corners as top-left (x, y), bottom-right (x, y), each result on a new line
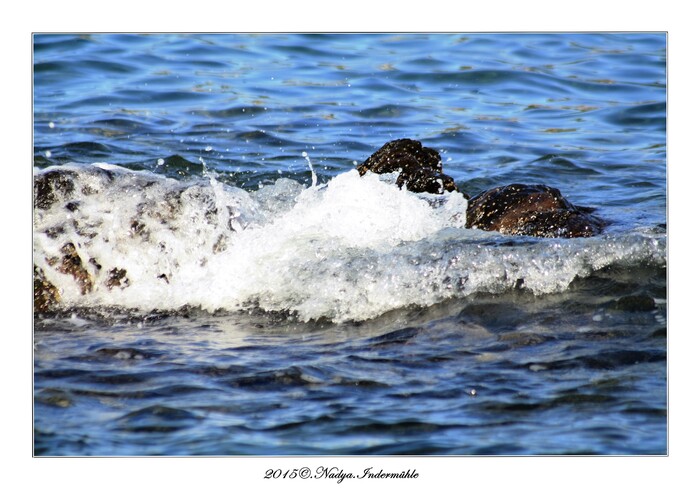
top-left (466, 183), bottom-right (605, 238)
top-left (359, 139), bottom-right (605, 238)
top-left (357, 139), bottom-right (458, 195)
top-left (33, 139), bottom-right (607, 312)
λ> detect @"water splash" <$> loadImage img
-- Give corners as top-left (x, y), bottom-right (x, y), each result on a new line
top-left (302, 151), bottom-right (318, 188)
top-left (33, 164), bottom-right (666, 322)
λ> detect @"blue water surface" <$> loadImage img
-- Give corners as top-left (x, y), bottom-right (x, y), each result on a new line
top-left (33, 33), bottom-right (667, 455)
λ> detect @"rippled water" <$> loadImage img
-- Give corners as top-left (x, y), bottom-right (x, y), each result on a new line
top-left (33, 33), bottom-right (667, 455)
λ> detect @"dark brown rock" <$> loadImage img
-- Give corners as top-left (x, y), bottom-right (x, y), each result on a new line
top-left (614, 293), bottom-right (656, 312)
top-left (34, 169), bottom-right (77, 210)
top-left (105, 267), bottom-right (130, 290)
top-left (57, 242), bottom-right (94, 294)
top-left (466, 184), bottom-right (605, 238)
top-left (357, 139), bottom-right (458, 195)
top-left (34, 266), bottom-right (60, 313)
top-left (359, 140), bottom-right (605, 238)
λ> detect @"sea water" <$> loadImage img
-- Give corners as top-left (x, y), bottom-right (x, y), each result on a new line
top-left (33, 33), bottom-right (666, 455)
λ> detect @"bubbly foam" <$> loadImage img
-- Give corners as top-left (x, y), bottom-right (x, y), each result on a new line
top-left (33, 164), bottom-right (666, 322)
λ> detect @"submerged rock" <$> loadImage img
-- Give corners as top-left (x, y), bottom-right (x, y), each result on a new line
top-left (614, 293), bottom-right (657, 312)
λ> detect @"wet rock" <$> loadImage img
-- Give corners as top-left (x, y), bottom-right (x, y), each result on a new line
top-left (65, 201), bottom-right (81, 212)
top-left (357, 139), bottom-right (459, 194)
top-left (212, 234), bottom-right (228, 254)
top-left (34, 168), bottom-right (77, 210)
top-left (129, 219), bottom-right (149, 240)
top-left (650, 327), bottom-right (667, 338)
top-left (34, 266), bottom-right (60, 313)
top-left (57, 242), bottom-right (93, 294)
top-left (615, 293), bottom-right (657, 312)
top-left (498, 331), bottom-right (553, 347)
top-left (105, 267), bottom-right (130, 290)
top-left (44, 225), bottom-right (66, 240)
top-left (35, 388), bottom-right (73, 408)
top-left (466, 184), bottom-right (606, 238)
top-left (360, 140), bottom-right (605, 238)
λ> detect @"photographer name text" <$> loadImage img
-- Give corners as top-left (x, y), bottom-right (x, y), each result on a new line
top-left (264, 466), bottom-right (419, 483)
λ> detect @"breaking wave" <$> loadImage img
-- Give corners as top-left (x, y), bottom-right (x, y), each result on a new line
top-left (33, 164), bottom-right (666, 322)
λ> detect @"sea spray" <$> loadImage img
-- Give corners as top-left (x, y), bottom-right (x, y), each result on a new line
top-left (303, 151), bottom-right (318, 188)
top-left (33, 164), bottom-right (666, 322)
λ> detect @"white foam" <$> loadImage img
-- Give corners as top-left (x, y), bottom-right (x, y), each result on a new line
top-left (33, 164), bottom-right (667, 322)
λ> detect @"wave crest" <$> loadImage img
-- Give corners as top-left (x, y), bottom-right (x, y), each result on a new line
top-left (34, 164), bottom-right (665, 322)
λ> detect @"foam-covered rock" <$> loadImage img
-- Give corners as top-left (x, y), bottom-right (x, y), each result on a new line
top-left (359, 139), bottom-right (605, 238)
